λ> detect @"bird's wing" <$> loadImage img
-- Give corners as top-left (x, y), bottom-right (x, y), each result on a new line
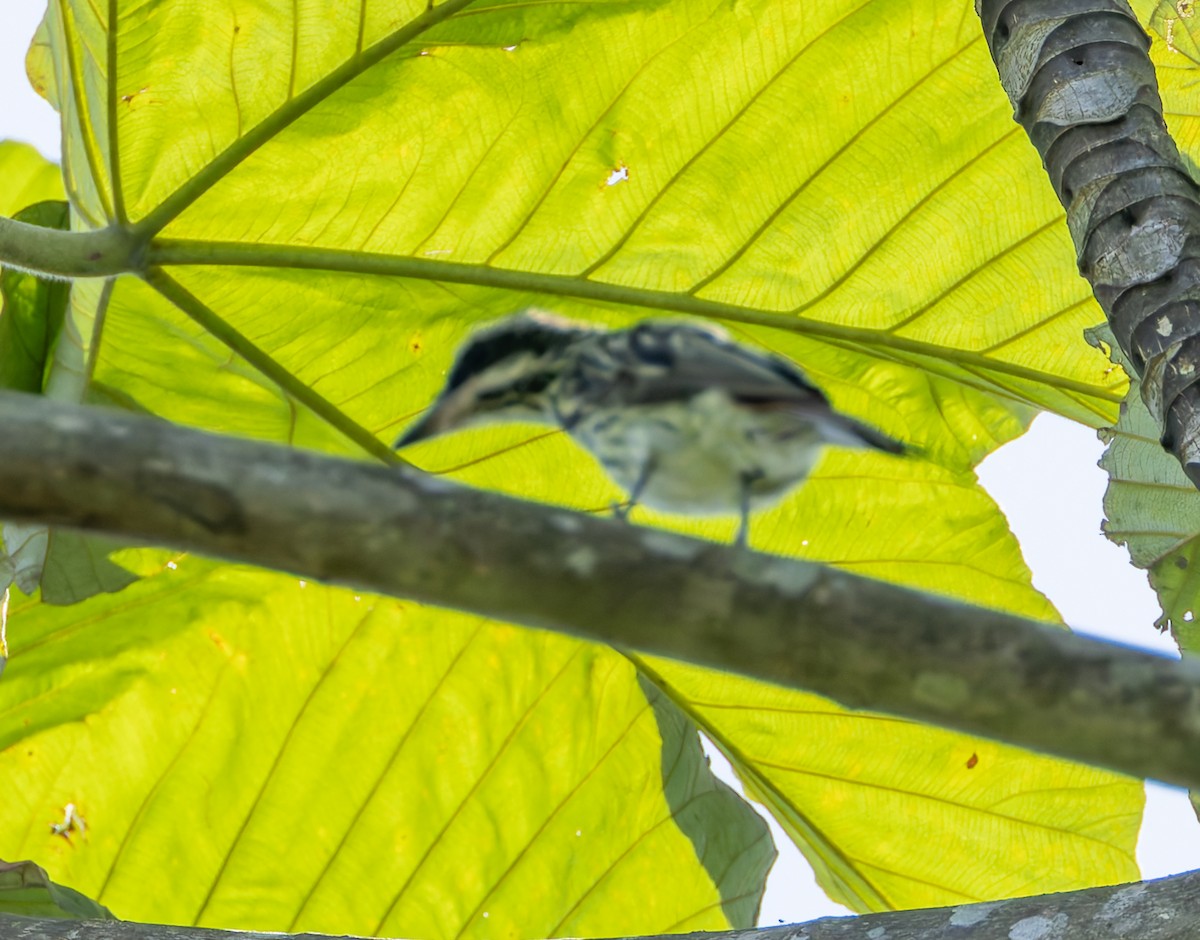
top-left (579, 322), bottom-right (905, 455)
top-left (599, 321), bottom-right (828, 407)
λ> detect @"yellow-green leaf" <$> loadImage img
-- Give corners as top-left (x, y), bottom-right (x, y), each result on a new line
top-left (8, 0), bottom-right (1150, 923)
top-left (637, 659), bottom-right (1141, 912)
top-left (0, 559), bottom-right (772, 935)
top-left (0, 141), bottom-right (61, 218)
top-left (0, 199), bottom-right (70, 394)
top-left (1099, 381), bottom-right (1200, 643)
top-left (33, 0), bottom-right (1120, 461)
top-left (0, 859), bottom-right (113, 920)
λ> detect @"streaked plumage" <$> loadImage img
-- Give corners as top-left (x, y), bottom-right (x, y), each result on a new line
top-left (396, 312), bottom-right (905, 545)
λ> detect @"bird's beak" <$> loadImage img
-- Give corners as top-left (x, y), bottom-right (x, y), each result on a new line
top-left (394, 408), bottom-right (440, 449)
top-left (395, 385), bottom-right (479, 447)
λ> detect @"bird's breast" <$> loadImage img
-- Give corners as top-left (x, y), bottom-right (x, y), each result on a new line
top-left (571, 389), bottom-right (824, 515)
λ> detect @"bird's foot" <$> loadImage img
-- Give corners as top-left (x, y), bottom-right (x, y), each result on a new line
top-left (611, 500), bottom-right (635, 522)
top-left (735, 470), bottom-right (762, 549)
top-left (734, 520), bottom-right (750, 549)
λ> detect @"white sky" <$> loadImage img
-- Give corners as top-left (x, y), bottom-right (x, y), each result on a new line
top-left (2, 3), bottom-right (1197, 925)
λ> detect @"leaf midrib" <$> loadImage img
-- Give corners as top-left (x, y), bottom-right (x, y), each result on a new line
top-left (128, 0), bottom-right (481, 237)
top-left (147, 238), bottom-right (1125, 410)
top-left (625, 653), bottom-right (892, 913)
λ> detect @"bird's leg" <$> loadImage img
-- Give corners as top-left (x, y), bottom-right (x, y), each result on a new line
top-left (735, 470), bottom-right (761, 548)
top-left (613, 458), bottom-right (656, 521)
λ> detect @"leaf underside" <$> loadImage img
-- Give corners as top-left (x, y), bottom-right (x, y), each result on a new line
top-left (0, 0), bottom-right (1146, 929)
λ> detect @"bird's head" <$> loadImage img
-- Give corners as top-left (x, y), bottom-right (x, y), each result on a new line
top-left (395, 312), bottom-right (590, 447)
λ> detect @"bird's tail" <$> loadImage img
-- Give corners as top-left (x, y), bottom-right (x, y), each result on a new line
top-left (815, 414), bottom-right (908, 456)
top-left (849, 419), bottom-right (907, 455)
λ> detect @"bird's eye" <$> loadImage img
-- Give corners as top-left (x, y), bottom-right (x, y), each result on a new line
top-left (631, 325), bottom-right (673, 366)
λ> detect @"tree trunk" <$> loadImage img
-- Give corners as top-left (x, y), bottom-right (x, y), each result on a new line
top-left (978, 0), bottom-right (1200, 488)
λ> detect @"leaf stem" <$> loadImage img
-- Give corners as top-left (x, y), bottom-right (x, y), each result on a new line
top-left (0, 216), bottom-right (139, 278)
top-left (148, 237), bottom-right (1127, 408)
top-left (129, 0), bottom-right (479, 235)
top-left (144, 268), bottom-right (405, 464)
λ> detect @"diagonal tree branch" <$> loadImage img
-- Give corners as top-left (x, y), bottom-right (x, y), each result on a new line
top-left (4, 390), bottom-right (1200, 786)
top-left (977, 0), bottom-right (1200, 488)
top-left (3, 868), bottom-right (1200, 939)
top-left (143, 268), bottom-right (405, 464)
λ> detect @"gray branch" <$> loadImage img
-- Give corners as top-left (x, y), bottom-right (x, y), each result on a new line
top-left (5, 391), bottom-right (1200, 785)
top-left (3, 869), bottom-right (1200, 939)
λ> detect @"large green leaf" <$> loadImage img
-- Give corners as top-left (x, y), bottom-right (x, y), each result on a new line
top-left (1094, 318), bottom-right (1200, 645)
top-left (1099, 375), bottom-right (1200, 644)
top-left (638, 659), bottom-right (1140, 911)
top-left (25, 0), bottom-right (1121, 459)
top-left (0, 144), bottom-right (67, 404)
top-left (0, 859), bottom-right (112, 920)
top-left (0, 525), bottom-right (138, 603)
top-left (0, 556), bottom-right (772, 934)
top-left (640, 446), bottom-right (1142, 912)
top-left (0, 142), bottom-right (61, 218)
top-left (0, 200), bottom-right (70, 394)
top-left (1, 0), bottom-right (1149, 926)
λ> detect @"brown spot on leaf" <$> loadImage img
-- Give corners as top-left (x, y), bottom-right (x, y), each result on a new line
top-left (966, 752), bottom-right (979, 769)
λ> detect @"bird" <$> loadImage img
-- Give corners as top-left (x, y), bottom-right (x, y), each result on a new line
top-left (395, 312), bottom-right (906, 546)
